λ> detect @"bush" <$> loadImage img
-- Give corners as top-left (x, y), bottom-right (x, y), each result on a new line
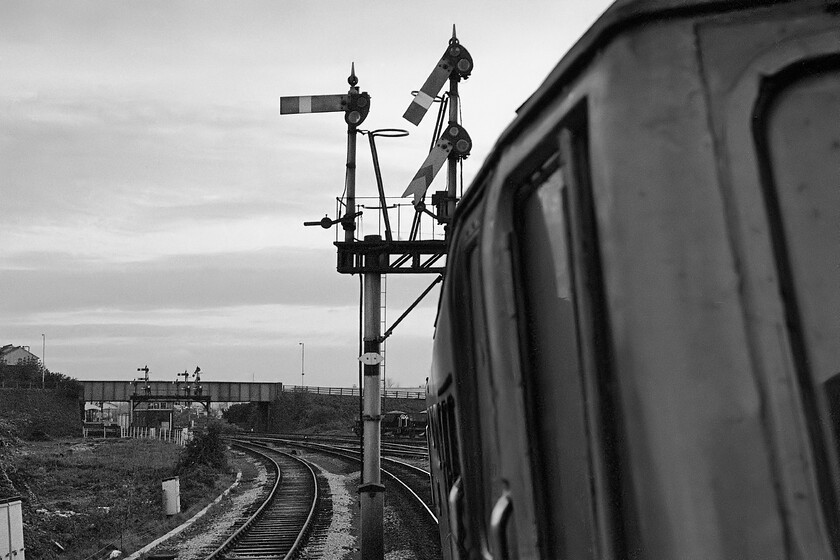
top-left (172, 421), bottom-right (230, 510)
top-left (175, 421), bottom-right (228, 473)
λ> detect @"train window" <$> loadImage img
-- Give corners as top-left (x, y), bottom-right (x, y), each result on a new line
top-left (450, 242), bottom-right (496, 553)
top-left (756, 62), bottom-right (840, 537)
top-left (442, 397), bottom-right (460, 485)
top-left (514, 155), bottom-right (597, 559)
top-left (429, 402), bottom-right (450, 515)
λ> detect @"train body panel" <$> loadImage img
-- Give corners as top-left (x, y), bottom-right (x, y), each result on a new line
top-left (427, 1), bottom-right (840, 558)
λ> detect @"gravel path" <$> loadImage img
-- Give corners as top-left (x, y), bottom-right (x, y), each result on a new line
top-left (143, 451), bottom-right (267, 559)
top-left (297, 468), bottom-right (359, 559)
top-left (295, 449), bottom-right (440, 560)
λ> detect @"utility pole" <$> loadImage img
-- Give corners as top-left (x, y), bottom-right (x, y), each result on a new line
top-left (282, 66), bottom-right (387, 560)
top-left (41, 333), bottom-right (45, 388)
top-left (299, 342), bottom-right (305, 387)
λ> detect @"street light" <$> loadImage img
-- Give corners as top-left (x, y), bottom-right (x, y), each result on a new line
top-left (41, 334), bottom-right (45, 389)
top-left (299, 342), bottom-right (305, 387)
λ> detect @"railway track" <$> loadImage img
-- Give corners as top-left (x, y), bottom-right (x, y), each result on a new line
top-left (246, 436), bottom-right (437, 525)
top-left (229, 435), bottom-right (441, 558)
top-left (250, 432), bottom-right (429, 460)
top-left (381, 441), bottom-right (429, 459)
top-left (204, 440), bottom-right (318, 560)
top-left (271, 432), bottom-right (429, 449)
top-left (329, 441), bottom-right (428, 461)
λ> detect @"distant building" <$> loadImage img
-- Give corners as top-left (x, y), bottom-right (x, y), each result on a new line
top-left (0, 345), bottom-right (39, 366)
top-left (84, 402), bottom-right (120, 423)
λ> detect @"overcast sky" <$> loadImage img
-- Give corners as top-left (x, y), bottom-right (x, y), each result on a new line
top-left (0, 0), bottom-right (613, 388)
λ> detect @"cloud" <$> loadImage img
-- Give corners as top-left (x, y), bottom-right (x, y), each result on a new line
top-left (1, 298), bottom-right (436, 386)
top-left (0, 247), bottom-right (362, 311)
top-left (0, 0), bottom-right (613, 388)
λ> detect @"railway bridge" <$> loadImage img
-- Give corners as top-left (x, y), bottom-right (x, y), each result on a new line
top-left (78, 380), bottom-right (424, 427)
top-left (81, 380), bottom-right (281, 404)
top-left (80, 380), bottom-right (282, 426)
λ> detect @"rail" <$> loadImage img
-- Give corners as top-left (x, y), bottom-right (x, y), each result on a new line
top-left (283, 384), bottom-right (424, 400)
top-left (334, 195), bottom-right (447, 244)
top-left (2, 380), bottom-right (424, 399)
top-left (205, 441), bottom-right (318, 559)
top-left (254, 436), bottom-right (437, 525)
top-left (0, 382), bottom-right (51, 390)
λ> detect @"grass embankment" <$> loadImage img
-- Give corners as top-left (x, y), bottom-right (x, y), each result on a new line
top-left (1, 428), bottom-right (233, 559)
top-left (0, 388), bottom-right (81, 439)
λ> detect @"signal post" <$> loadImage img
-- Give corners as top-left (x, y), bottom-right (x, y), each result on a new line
top-left (360, 239), bottom-right (385, 556)
top-left (279, 31), bottom-right (472, 557)
top-left (281, 67), bottom-right (389, 559)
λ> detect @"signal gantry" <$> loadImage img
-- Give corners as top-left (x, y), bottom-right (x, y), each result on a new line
top-left (277, 31), bottom-right (473, 559)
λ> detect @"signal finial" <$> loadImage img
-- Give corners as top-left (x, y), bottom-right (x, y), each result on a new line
top-left (403, 30), bottom-right (472, 125)
top-left (348, 62), bottom-right (358, 87)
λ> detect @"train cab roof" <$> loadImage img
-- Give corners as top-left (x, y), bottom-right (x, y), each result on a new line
top-left (459, 0), bottom-right (804, 213)
top-left (517, 0), bottom-right (789, 116)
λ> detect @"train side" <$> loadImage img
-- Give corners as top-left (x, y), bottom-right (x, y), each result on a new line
top-left (427, 1), bottom-right (840, 558)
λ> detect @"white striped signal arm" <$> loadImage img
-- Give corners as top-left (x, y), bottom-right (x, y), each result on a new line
top-left (279, 94), bottom-right (346, 115)
top-left (402, 123), bottom-right (472, 205)
top-left (402, 138), bottom-right (453, 204)
top-left (403, 38), bottom-right (472, 126)
top-left (403, 60), bottom-right (452, 126)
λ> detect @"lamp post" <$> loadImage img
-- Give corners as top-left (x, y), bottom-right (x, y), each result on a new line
top-left (41, 334), bottom-right (45, 389)
top-left (299, 342), bottom-right (305, 387)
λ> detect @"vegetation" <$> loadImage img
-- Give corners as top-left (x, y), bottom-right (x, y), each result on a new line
top-left (173, 421), bottom-right (231, 508)
top-left (0, 435), bottom-right (235, 559)
top-left (177, 421), bottom-right (228, 472)
top-left (0, 359), bottom-right (82, 398)
top-left (0, 382), bottom-right (233, 559)
top-left (0, 377), bottom-right (425, 558)
top-left (0, 386), bottom-right (81, 441)
top-left (223, 391), bottom-right (426, 434)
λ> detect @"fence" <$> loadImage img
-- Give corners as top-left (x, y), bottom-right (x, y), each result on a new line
top-left (0, 381), bottom-right (48, 390)
top-left (82, 424), bottom-right (191, 446)
top-left (335, 195), bottom-right (447, 244)
top-left (3, 380), bottom-right (425, 398)
top-left (81, 422), bottom-right (121, 439)
top-left (124, 426), bottom-right (191, 446)
top-left (283, 385), bottom-right (424, 400)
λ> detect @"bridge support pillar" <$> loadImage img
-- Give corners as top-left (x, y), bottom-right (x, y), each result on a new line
top-left (258, 402), bottom-right (270, 432)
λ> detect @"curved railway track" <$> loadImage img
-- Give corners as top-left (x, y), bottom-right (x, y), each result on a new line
top-left (272, 432), bottom-right (429, 451)
top-left (204, 441), bottom-right (318, 560)
top-left (330, 441), bottom-right (428, 461)
top-left (243, 436), bottom-right (437, 525)
top-left (252, 432), bottom-right (429, 460)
